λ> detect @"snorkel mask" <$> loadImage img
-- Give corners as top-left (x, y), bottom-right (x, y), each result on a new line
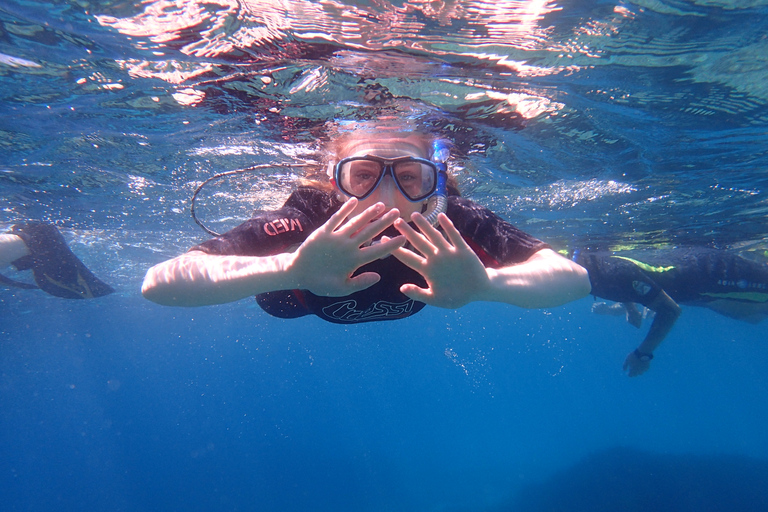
top-left (331, 137), bottom-right (450, 226)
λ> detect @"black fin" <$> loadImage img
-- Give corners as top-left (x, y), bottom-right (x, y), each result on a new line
top-left (0, 272), bottom-right (39, 290)
top-left (10, 222), bottom-right (114, 299)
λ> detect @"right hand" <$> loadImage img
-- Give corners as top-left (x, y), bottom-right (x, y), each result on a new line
top-left (288, 198), bottom-right (406, 296)
top-left (623, 350), bottom-right (651, 377)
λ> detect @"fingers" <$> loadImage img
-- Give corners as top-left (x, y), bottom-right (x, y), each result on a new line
top-left (323, 197), bottom-right (359, 233)
top-left (359, 235), bottom-right (406, 263)
top-left (400, 283), bottom-right (432, 303)
top-left (395, 212), bottom-right (469, 256)
top-left (391, 245), bottom-right (426, 270)
top-left (326, 198), bottom-right (385, 235)
top-left (351, 207), bottom-right (400, 242)
top-left (331, 200), bottom-right (401, 244)
top-left (394, 218), bottom-right (434, 256)
top-left (336, 202), bottom-right (385, 235)
top-left (345, 272), bottom-right (381, 292)
top-left (410, 213), bottom-right (451, 251)
top-left (436, 213), bottom-right (471, 250)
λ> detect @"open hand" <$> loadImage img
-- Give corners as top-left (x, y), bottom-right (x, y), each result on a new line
top-left (391, 212), bottom-right (489, 309)
top-left (290, 198), bottom-right (405, 296)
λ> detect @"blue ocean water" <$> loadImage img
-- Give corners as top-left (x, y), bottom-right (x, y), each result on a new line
top-left (2, 1), bottom-right (768, 511)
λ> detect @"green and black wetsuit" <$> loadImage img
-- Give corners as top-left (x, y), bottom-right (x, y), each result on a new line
top-left (575, 247), bottom-right (768, 309)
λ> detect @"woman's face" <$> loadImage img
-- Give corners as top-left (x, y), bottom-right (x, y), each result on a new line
top-left (337, 138), bottom-right (429, 219)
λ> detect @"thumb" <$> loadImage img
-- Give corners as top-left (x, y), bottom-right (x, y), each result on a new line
top-left (400, 283), bottom-right (432, 303)
top-left (346, 272), bottom-right (381, 292)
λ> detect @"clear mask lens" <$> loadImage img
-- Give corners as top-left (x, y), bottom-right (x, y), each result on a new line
top-left (336, 156), bottom-right (437, 201)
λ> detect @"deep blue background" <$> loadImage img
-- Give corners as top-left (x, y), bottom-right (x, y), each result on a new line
top-left (2, 290), bottom-right (766, 511)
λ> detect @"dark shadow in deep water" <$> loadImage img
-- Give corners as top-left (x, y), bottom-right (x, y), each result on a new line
top-left (507, 447), bottom-right (768, 512)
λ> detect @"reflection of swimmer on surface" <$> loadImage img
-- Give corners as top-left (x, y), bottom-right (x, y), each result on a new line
top-left (142, 124), bottom-right (590, 323)
top-left (572, 247), bottom-right (768, 377)
top-left (1, 222), bottom-right (114, 299)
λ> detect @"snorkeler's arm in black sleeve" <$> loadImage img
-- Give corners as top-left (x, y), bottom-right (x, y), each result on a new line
top-left (637, 291), bottom-right (681, 351)
top-left (576, 252), bottom-right (682, 376)
top-left (622, 289), bottom-right (681, 376)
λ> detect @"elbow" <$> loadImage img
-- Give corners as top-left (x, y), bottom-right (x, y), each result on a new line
top-left (575, 264), bottom-right (592, 298)
top-left (141, 270), bottom-right (170, 305)
top-left (141, 275), bottom-right (163, 303)
top-left (664, 304), bottom-right (682, 322)
top-left (528, 261), bottom-right (592, 308)
top-left (141, 282), bottom-right (190, 307)
top-left (563, 259), bottom-right (592, 302)
top-left (651, 291), bottom-right (682, 320)
top-left (141, 265), bottom-right (186, 306)
top-left (545, 261), bottom-right (592, 307)
top-left (520, 249), bottom-right (593, 307)
top-left (140, 252), bottom-right (210, 306)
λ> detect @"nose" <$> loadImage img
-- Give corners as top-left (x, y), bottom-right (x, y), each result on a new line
top-left (372, 174), bottom-right (398, 205)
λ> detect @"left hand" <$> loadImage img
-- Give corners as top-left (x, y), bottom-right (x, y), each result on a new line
top-left (391, 212), bottom-right (490, 309)
top-left (623, 350), bottom-right (651, 377)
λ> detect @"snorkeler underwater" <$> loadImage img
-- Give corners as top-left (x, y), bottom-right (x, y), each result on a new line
top-left (2, 1), bottom-right (768, 511)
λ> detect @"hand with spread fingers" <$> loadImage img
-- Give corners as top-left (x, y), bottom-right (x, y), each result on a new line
top-left (290, 198), bottom-right (406, 297)
top-left (392, 211), bottom-right (489, 308)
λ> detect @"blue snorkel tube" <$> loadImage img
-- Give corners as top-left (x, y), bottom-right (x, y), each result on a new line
top-left (423, 139), bottom-right (450, 226)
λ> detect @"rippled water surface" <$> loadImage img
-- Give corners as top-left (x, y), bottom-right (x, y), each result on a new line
top-left (2, 2), bottom-right (768, 512)
top-left (4, 0), bottom-right (768, 250)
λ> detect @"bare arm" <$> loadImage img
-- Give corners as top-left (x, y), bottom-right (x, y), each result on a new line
top-left (142, 250), bottom-right (297, 306)
top-left (482, 248), bottom-right (591, 308)
top-left (142, 199), bottom-right (406, 307)
top-left (392, 212), bottom-right (591, 309)
top-left (0, 233), bottom-right (30, 267)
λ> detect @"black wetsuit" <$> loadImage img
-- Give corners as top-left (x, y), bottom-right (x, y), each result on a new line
top-left (575, 248), bottom-right (768, 309)
top-left (192, 187), bottom-right (549, 324)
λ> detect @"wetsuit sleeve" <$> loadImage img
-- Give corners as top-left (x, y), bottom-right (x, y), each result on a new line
top-left (577, 253), bottom-right (664, 308)
top-left (190, 187), bottom-right (339, 257)
top-left (446, 196), bottom-right (550, 267)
